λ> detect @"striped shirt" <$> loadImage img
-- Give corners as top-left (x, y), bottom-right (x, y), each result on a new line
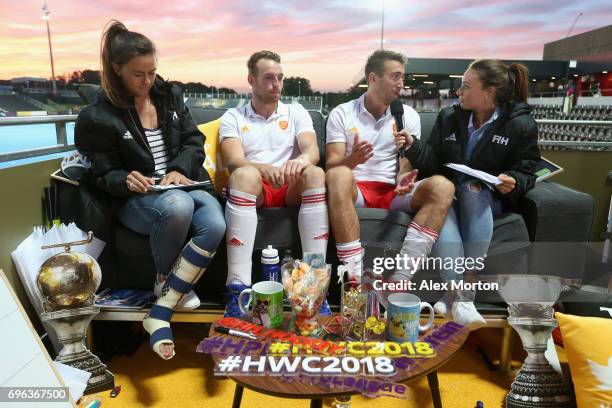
top-left (144, 128), bottom-right (170, 176)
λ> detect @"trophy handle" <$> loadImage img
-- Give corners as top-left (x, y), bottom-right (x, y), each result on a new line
top-left (41, 231), bottom-right (94, 252)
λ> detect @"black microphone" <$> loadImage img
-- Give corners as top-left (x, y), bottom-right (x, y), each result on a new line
top-left (390, 99), bottom-right (406, 156)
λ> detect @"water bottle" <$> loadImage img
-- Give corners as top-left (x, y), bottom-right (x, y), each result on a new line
top-left (261, 245), bottom-right (280, 282)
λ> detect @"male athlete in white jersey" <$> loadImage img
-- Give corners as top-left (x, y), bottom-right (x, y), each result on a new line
top-left (220, 50), bottom-right (329, 317)
top-left (326, 50), bottom-right (484, 329)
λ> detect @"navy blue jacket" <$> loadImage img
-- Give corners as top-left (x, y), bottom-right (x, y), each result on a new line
top-left (405, 101), bottom-right (540, 198)
top-left (75, 77), bottom-right (213, 197)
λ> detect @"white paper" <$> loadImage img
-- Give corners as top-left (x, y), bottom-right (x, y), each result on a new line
top-left (148, 180), bottom-right (212, 192)
top-left (444, 163), bottom-right (502, 185)
top-left (54, 362), bottom-right (91, 402)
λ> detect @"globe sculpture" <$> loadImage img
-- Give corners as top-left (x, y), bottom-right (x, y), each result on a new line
top-left (37, 232), bottom-right (114, 394)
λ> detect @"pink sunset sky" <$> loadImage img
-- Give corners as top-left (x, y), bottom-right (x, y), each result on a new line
top-left (1, 0), bottom-right (611, 92)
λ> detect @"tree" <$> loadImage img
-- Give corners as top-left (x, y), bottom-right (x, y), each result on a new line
top-left (81, 70), bottom-right (101, 84)
top-left (283, 76), bottom-right (313, 97)
top-left (69, 70), bottom-right (82, 84)
top-left (218, 87), bottom-right (237, 95)
top-left (54, 75), bottom-right (67, 89)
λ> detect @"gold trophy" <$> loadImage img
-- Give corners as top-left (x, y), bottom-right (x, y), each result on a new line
top-left (37, 232), bottom-right (114, 394)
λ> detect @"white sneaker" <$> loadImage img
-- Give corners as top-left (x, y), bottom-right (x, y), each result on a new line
top-left (434, 291), bottom-right (453, 317)
top-left (451, 302), bottom-right (486, 331)
top-left (154, 279), bottom-right (201, 311)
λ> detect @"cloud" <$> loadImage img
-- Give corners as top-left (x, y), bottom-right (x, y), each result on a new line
top-left (1, 0), bottom-right (610, 91)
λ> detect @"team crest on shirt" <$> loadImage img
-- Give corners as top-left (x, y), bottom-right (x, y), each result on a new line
top-left (346, 126), bottom-right (359, 137)
top-left (278, 120), bottom-right (289, 130)
top-left (240, 125), bottom-right (250, 133)
top-left (392, 123), bottom-right (397, 133)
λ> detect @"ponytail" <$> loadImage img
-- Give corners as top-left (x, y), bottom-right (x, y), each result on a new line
top-left (509, 63), bottom-right (529, 103)
top-left (100, 20), bottom-right (156, 108)
top-left (469, 59), bottom-right (530, 104)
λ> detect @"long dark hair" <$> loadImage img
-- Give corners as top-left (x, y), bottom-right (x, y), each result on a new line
top-left (100, 20), bottom-right (156, 108)
top-left (468, 59), bottom-right (529, 103)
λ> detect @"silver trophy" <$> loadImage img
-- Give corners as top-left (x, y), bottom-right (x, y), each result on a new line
top-left (497, 274), bottom-right (575, 408)
top-left (36, 232), bottom-right (114, 394)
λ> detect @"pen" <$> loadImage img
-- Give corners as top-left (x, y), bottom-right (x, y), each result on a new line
top-left (214, 326), bottom-right (257, 340)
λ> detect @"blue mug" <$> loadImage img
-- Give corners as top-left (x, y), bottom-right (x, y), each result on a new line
top-left (386, 293), bottom-right (434, 342)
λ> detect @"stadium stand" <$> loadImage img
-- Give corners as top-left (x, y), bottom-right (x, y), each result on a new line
top-left (0, 93), bottom-right (41, 112)
top-left (531, 104), bottom-right (564, 120)
top-left (51, 90), bottom-right (87, 105)
top-left (568, 104), bottom-right (612, 120)
top-left (534, 102), bottom-right (612, 151)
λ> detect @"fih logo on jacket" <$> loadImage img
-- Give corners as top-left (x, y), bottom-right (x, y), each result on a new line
top-left (492, 135), bottom-right (509, 146)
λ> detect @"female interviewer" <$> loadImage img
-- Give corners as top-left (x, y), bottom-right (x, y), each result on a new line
top-left (75, 20), bottom-right (225, 359)
top-left (397, 59), bottom-right (540, 329)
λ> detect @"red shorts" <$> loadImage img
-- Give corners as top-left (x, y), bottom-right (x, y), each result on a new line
top-left (356, 181), bottom-right (396, 209)
top-left (262, 179), bottom-right (289, 208)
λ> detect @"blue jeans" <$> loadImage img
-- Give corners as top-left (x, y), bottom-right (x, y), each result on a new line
top-left (118, 189), bottom-right (226, 278)
top-left (432, 180), bottom-right (502, 282)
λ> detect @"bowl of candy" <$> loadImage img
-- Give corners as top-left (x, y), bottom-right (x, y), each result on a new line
top-left (282, 259), bottom-right (331, 337)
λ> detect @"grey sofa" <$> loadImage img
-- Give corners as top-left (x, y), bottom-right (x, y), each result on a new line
top-left (57, 107), bottom-right (594, 309)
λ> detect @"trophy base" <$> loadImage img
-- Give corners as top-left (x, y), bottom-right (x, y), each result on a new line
top-left (506, 317), bottom-right (575, 408)
top-left (506, 364), bottom-right (575, 408)
top-left (42, 307), bottom-right (115, 395)
top-left (56, 349), bottom-right (115, 395)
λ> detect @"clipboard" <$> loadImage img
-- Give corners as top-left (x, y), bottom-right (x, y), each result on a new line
top-left (147, 180), bottom-right (213, 192)
top-left (534, 157), bottom-right (564, 182)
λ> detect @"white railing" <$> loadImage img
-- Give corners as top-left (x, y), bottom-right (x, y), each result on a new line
top-left (184, 93), bottom-right (324, 112)
top-left (0, 115), bottom-right (76, 162)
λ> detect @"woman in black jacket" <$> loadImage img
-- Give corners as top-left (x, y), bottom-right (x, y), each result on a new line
top-left (75, 21), bottom-right (225, 359)
top-left (398, 59), bottom-right (540, 329)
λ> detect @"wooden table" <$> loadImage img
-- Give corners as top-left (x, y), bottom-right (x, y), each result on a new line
top-left (209, 316), bottom-right (469, 408)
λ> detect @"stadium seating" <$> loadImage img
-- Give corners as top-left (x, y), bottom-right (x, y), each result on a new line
top-left (533, 103), bottom-right (612, 151)
top-left (531, 104), bottom-right (564, 120)
top-left (0, 94), bottom-right (41, 112)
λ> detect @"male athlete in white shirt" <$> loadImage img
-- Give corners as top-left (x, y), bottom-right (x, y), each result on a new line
top-left (220, 51), bottom-right (329, 317)
top-left (326, 50), bottom-right (485, 328)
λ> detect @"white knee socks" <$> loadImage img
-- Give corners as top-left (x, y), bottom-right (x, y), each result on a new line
top-left (298, 188), bottom-right (329, 259)
top-left (336, 239), bottom-right (363, 281)
top-left (225, 189), bottom-right (258, 286)
top-left (389, 221), bottom-right (439, 282)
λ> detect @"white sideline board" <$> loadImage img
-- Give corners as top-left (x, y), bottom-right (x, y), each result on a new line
top-left (0, 269), bottom-right (75, 407)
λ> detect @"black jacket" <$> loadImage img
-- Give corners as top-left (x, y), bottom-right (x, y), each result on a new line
top-left (75, 77), bottom-right (213, 198)
top-left (405, 101), bottom-right (540, 198)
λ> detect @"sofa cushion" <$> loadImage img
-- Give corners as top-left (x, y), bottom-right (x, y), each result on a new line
top-left (556, 312), bottom-right (612, 407)
top-left (198, 119), bottom-right (228, 193)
